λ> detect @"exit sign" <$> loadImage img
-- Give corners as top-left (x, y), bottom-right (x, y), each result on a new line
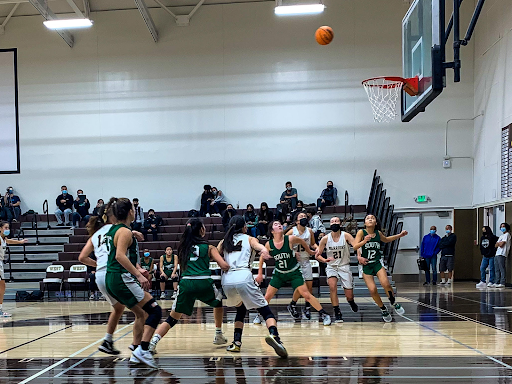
top-left (416, 195), bottom-right (427, 203)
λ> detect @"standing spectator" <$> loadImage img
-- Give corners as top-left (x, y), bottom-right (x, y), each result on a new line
top-left (306, 207), bottom-right (325, 242)
top-left (476, 226), bottom-right (498, 288)
top-left (210, 187), bottom-right (228, 217)
top-left (72, 189), bottom-right (91, 229)
top-left (439, 225), bottom-right (457, 285)
top-left (92, 199), bottom-right (105, 216)
top-left (244, 204), bottom-right (258, 237)
top-left (1, 187), bottom-right (21, 223)
top-left (200, 185), bottom-right (214, 217)
top-left (257, 202), bottom-right (274, 240)
top-left (420, 226), bottom-right (441, 285)
top-left (131, 198), bottom-right (144, 231)
top-left (277, 181), bottom-right (298, 221)
top-left (55, 186), bottom-right (73, 226)
top-left (494, 222), bottom-right (511, 288)
top-left (317, 181), bottom-right (338, 213)
top-left (143, 209), bottom-right (163, 242)
top-left (222, 204), bottom-right (237, 231)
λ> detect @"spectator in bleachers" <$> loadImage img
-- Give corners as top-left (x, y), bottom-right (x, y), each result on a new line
top-left (291, 200), bottom-right (306, 216)
top-left (306, 207), bottom-right (326, 242)
top-left (143, 209), bottom-right (163, 242)
top-left (1, 187), bottom-right (21, 223)
top-left (200, 185), bottom-right (215, 217)
top-left (55, 186), bottom-right (73, 226)
top-left (159, 246), bottom-right (179, 299)
top-left (317, 181), bottom-right (338, 213)
top-left (420, 226), bottom-right (441, 285)
top-left (72, 189), bottom-right (91, 229)
top-left (131, 198), bottom-right (144, 231)
top-left (222, 204), bottom-right (237, 231)
top-left (141, 249), bottom-right (155, 292)
top-left (92, 199), bottom-right (105, 216)
top-left (257, 202), bottom-right (273, 240)
top-left (244, 204), bottom-right (258, 237)
top-left (210, 187), bottom-right (228, 217)
top-left (278, 182), bottom-right (298, 221)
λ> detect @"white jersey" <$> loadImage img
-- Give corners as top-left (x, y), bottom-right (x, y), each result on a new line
top-left (326, 231), bottom-right (351, 267)
top-left (292, 226), bottom-right (312, 262)
top-left (92, 224), bottom-right (113, 272)
top-left (0, 236), bottom-right (6, 261)
top-left (222, 234), bottom-right (255, 285)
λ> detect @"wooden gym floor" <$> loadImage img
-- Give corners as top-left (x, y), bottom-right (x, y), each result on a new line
top-left (1, 282), bottom-right (512, 383)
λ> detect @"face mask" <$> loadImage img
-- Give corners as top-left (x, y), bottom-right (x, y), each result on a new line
top-left (330, 223), bottom-right (341, 232)
top-left (8, 189), bottom-right (13, 193)
top-left (62, 190), bottom-right (68, 194)
top-left (144, 252), bottom-right (150, 257)
top-left (501, 228), bottom-right (507, 233)
top-left (299, 218), bottom-right (308, 227)
top-left (134, 203), bottom-right (138, 207)
top-left (212, 191), bottom-right (217, 196)
top-left (228, 209), bottom-right (234, 213)
top-left (3, 229), bottom-right (10, 236)
top-left (286, 187), bottom-right (292, 191)
top-left (430, 230), bottom-right (436, 235)
top-left (149, 213), bottom-right (154, 216)
top-left (327, 185), bottom-right (333, 189)
top-left (446, 230), bottom-right (451, 234)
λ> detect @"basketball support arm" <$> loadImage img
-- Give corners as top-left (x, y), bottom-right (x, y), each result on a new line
top-left (443, 0), bottom-right (486, 82)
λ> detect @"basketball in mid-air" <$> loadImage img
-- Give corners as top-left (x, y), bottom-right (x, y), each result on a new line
top-left (315, 26), bottom-right (334, 45)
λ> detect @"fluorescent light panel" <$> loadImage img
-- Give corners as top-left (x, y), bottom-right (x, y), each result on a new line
top-left (43, 18), bottom-right (93, 29)
top-left (275, 4), bottom-right (325, 15)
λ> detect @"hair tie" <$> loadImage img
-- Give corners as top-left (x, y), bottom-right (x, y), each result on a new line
top-left (187, 223), bottom-right (192, 227)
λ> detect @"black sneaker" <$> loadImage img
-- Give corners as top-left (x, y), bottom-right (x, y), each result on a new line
top-left (287, 303), bottom-right (300, 320)
top-left (57, 223), bottom-right (64, 227)
top-left (265, 335), bottom-right (288, 358)
top-left (98, 340), bottom-right (120, 355)
top-left (349, 301), bottom-right (359, 313)
top-left (302, 307), bottom-right (311, 320)
top-left (432, 281), bottom-right (437, 286)
top-left (423, 282), bottom-right (429, 286)
top-left (334, 311), bottom-right (343, 323)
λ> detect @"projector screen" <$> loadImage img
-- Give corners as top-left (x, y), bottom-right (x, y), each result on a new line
top-left (0, 48), bottom-right (19, 174)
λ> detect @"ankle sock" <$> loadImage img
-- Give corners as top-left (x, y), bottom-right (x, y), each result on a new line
top-left (387, 291), bottom-right (395, 305)
top-left (105, 333), bottom-right (113, 342)
top-left (141, 341), bottom-right (149, 351)
top-left (290, 300), bottom-right (297, 306)
top-left (380, 305), bottom-right (387, 312)
top-left (268, 326), bottom-right (279, 337)
top-left (216, 327), bottom-right (223, 334)
top-left (319, 309), bottom-right (327, 316)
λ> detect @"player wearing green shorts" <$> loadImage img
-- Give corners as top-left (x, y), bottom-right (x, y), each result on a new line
top-left (256, 220), bottom-right (331, 326)
top-left (149, 218), bottom-right (230, 354)
top-left (354, 214), bottom-right (408, 322)
top-left (159, 247), bottom-right (179, 300)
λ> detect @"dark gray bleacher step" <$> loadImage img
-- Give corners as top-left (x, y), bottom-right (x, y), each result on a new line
top-left (7, 271), bottom-right (46, 280)
top-left (8, 253), bottom-right (59, 262)
top-left (21, 221), bottom-right (72, 229)
top-left (20, 237), bottom-right (69, 245)
top-left (8, 245), bottom-right (64, 253)
top-left (6, 262), bottom-right (52, 271)
top-left (23, 229), bottom-right (73, 237)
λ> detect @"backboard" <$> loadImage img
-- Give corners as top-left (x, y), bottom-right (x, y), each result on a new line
top-left (401, 0), bottom-right (445, 122)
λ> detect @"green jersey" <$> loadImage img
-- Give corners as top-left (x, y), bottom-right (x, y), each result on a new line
top-left (361, 229), bottom-right (383, 263)
top-left (181, 243), bottom-right (211, 279)
top-left (270, 236), bottom-right (299, 273)
top-left (140, 257), bottom-right (152, 272)
top-left (162, 255), bottom-right (175, 271)
top-left (106, 224), bottom-right (139, 274)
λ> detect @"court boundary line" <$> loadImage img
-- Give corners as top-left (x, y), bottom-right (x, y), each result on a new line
top-left (0, 325), bottom-right (73, 355)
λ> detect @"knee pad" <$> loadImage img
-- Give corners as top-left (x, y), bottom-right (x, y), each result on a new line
top-left (235, 304), bottom-right (247, 323)
top-left (257, 305), bottom-right (275, 321)
top-left (142, 299), bottom-right (162, 329)
top-left (165, 315), bottom-right (179, 328)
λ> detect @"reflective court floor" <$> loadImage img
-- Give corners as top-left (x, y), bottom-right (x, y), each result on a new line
top-left (1, 282), bottom-right (512, 383)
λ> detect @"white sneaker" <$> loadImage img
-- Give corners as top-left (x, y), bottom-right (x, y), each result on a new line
top-left (171, 291), bottom-right (177, 299)
top-left (213, 332), bottom-right (228, 345)
top-left (160, 292), bottom-right (166, 300)
top-left (131, 346), bottom-right (158, 369)
top-left (89, 294), bottom-right (95, 300)
top-left (253, 315), bottom-right (262, 325)
top-left (476, 281), bottom-right (487, 289)
top-left (0, 311), bottom-right (12, 318)
top-left (320, 313), bottom-right (331, 326)
top-left (495, 284), bottom-right (505, 288)
top-left (487, 283), bottom-right (496, 288)
top-left (206, 213), bottom-right (210, 217)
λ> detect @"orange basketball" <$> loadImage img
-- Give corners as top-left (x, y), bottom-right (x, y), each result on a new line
top-left (315, 26), bottom-right (334, 45)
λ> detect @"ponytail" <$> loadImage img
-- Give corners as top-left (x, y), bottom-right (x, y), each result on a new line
top-left (223, 215), bottom-right (246, 253)
top-left (177, 218), bottom-right (207, 272)
top-left (86, 204), bottom-right (107, 237)
top-left (105, 197), bottom-right (132, 222)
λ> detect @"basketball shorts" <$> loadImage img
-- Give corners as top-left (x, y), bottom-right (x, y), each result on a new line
top-left (269, 269), bottom-right (304, 290)
top-left (223, 273), bottom-right (268, 310)
top-left (362, 260), bottom-right (384, 276)
top-left (299, 260), bottom-right (313, 281)
top-left (95, 270), bottom-right (118, 306)
top-left (326, 263), bottom-right (353, 289)
top-left (161, 270), bottom-right (179, 282)
top-left (172, 278), bottom-right (222, 316)
top-left (105, 272), bottom-right (145, 309)
top-left (439, 255), bottom-right (454, 272)
top-left (0, 261), bottom-right (4, 280)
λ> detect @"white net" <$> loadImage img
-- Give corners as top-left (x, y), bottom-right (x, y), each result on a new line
top-left (362, 78), bottom-right (404, 123)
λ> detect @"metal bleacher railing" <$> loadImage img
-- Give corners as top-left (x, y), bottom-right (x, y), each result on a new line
top-left (43, 199), bottom-right (50, 230)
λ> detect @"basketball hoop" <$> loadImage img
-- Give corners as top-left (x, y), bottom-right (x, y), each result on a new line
top-left (362, 76), bottom-right (419, 123)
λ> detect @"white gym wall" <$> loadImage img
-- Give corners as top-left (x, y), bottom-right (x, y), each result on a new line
top-left (0, 0), bottom-right (474, 213)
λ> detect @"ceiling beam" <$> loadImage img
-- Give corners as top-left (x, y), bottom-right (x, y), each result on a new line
top-left (82, 0), bottom-right (90, 18)
top-left (0, 3), bottom-right (19, 34)
top-left (134, 0), bottom-right (158, 42)
top-left (29, 0), bottom-right (74, 47)
top-left (65, 0), bottom-right (85, 18)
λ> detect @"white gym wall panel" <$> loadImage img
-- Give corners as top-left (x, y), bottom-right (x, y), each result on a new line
top-left (0, 48), bottom-right (19, 174)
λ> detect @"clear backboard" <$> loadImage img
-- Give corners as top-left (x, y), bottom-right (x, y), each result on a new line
top-left (401, 0), bottom-right (445, 122)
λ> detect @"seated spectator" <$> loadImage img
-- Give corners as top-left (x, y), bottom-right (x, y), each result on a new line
top-left (317, 181), bottom-right (338, 213)
top-left (222, 204), bottom-right (237, 231)
top-left (257, 202), bottom-right (274, 240)
top-left (140, 249), bottom-right (155, 292)
top-left (159, 247), bottom-right (179, 299)
top-left (131, 198), bottom-right (144, 231)
top-left (306, 207), bottom-right (325, 242)
top-left (277, 181), bottom-right (298, 221)
top-left (210, 187), bottom-right (228, 217)
top-left (244, 204), bottom-right (258, 237)
top-left (92, 199), bottom-right (105, 216)
top-left (55, 185), bottom-right (73, 226)
top-left (143, 209), bottom-right (162, 241)
top-left (72, 189), bottom-right (90, 228)
top-left (200, 185), bottom-right (214, 217)
top-left (1, 187), bottom-right (21, 223)
top-left (292, 200), bottom-right (306, 216)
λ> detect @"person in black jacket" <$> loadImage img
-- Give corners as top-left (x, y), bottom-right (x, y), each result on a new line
top-left (222, 204), bottom-right (237, 231)
top-left (199, 185), bottom-right (214, 217)
top-left (476, 226), bottom-right (498, 288)
top-left (55, 185), bottom-right (73, 226)
top-left (143, 209), bottom-right (163, 241)
top-left (439, 225), bottom-right (457, 285)
top-left (72, 189), bottom-right (91, 228)
top-left (244, 204), bottom-right (258, 237)
top-left (257, 202), bottom-right (274, 240)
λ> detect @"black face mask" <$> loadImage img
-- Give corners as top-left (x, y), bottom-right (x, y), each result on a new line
top-left (299, 218), bottom-right (308, 227)
top-left (327, 185), bottom-right (333, 189)
top-left (228, 209), bottom-right (235, 213)
top-left (330, 223), bottom-right (341, 232)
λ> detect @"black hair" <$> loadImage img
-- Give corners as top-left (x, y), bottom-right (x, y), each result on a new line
top-left (106, 197), bottom-right (132, 222)
top-left (61, 185), bottom-right (67, 189)
top-left (500, 222), bottom-right (511, 232)
top-left (267, 220), bottom-right (282, 239)
top-left (0, 221), bottom-right (8, 230)
top-left (77, 190), bottom-right (83, 194)
top-left (483, 226), bottom-right (494, 237)
top-left (86, 204), bottom-right (106, 237)
top-left (364, 214), bottom-right (382, 231)
top-left (97, 199), bottom-right (104, 204)
top-left (178, 218), bottom-right (207, 272)
top-left (203, 185), bottom-right (212, 191)
top-left (223, 215), bottom-right (246, 253)
top-left (148, 209), bottom-right (155, 214)
top-left (327, 181), bottom-right (333, 184)
top-left (246, 204), bottom-right (254, 210)
top-left (260, 202), bottom-right (268, 210)
top-left (296, 200), bottom-right (304, 207)
top-left (306, 207), bottom-right (316, 215)
top-left (133, 198), bottom-right (139, 202)
top-left (285, 181), bottom-right (292, 186)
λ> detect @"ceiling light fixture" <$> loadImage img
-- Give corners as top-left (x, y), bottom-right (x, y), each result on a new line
top-left (274, 1), bottom-right (325, 16)
top-left (43, 18), bottom-right (93, 30)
